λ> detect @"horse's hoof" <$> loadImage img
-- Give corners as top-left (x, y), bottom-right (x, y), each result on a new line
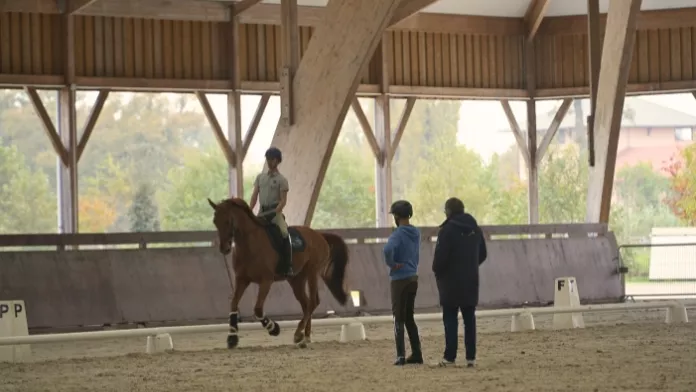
top-left (227, 334), bottom-right (239, 349)
top-left (295, 339), bottom-right (308, 349)
top-left (268, 322), bottom-right (281, 337)
top-left (293, 333), bottom-right (304, 344)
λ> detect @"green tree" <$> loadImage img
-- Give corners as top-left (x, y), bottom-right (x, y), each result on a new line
top-left (538, 143), bottom-right (589, 223)
top-left (610, 163), bottom-right (680, 279)
top-left (392, 100), bottom-right (461, 201)
top-left (160, 146), bottom-right (255, 231)
top-left (396, 100), bottom-right (494, 226)
top-left (312, 140), bottom-right (375, 229)
top-left (665, 144), bottom-right (696, 225)
top-left (611, 163), bottom-right (680, 240)
top-left (488, 179), bottom-right (528, 225)
top-left (81, 154), bottom-right (133, 231)
top-left (128, 182), bottom-right (161, 232)
top-left (0, 89), bottom-right (62, 187)
top-left (0, 144), bottom-right (57, 233)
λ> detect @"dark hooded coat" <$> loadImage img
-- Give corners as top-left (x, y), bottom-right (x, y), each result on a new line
top-left (431, 212), bottom-right (488, 308)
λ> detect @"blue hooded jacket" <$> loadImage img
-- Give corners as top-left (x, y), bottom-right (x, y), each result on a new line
top-left (383, 225), bottom-right (421, 281)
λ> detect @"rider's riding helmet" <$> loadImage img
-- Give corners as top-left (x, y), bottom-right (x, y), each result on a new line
top-left (389, 200), bottom-right (413, 219)
top-left (265, 147), bottom-right (283, 163)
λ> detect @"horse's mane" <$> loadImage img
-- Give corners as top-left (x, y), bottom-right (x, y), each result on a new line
top-left (217, 197), bottom-right (265, 226)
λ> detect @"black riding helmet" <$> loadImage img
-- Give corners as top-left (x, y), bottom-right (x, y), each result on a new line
top-left (265, 147), bottom-right (282, 163)
top-left (389, 200), bottom-right (413, 219)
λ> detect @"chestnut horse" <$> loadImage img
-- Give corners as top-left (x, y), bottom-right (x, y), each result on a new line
top-left (207, 197), bottom-right (350, 348)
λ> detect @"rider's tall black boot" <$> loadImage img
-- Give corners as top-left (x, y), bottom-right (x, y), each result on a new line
top-left (393, 321), bottom-right (406, 366)
top-left (281, 237), bottom-right (294, 277)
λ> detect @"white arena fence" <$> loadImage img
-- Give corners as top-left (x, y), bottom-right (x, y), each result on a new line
top-left (0, 300), bottom-right (693, 352)
top-left (1, 277), bottom-right (695, 361)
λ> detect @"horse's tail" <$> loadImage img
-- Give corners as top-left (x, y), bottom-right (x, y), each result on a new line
top-left (320, 232), bottom-right (350, 306)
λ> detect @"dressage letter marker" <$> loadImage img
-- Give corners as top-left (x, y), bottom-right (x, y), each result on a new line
top-left (0, 300), bottom-right (31, 362)
top-left (552, 277), bottom-right (585, 330)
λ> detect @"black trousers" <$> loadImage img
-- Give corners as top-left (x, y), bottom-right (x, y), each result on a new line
top-left (390, 276), bottom-right (421, 357)
top-left (442, 305), bottom-right (476, 362)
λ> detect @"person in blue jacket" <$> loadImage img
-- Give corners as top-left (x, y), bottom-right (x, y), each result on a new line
top-left (383, 200), bottom-right (423, 366)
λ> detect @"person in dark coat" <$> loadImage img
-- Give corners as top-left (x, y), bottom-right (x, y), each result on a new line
top-left (431, 197), bottom-right (487, 368)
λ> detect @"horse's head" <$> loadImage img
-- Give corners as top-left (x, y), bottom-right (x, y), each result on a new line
top-left (207, 197), bottom-right (258, 255)
top-left (208, 198), bottom-right (236, 255)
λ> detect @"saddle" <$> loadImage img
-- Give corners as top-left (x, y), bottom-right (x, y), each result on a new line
top-left (259, 212), bottom-right (306, 254)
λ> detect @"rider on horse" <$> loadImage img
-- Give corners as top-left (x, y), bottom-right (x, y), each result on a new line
top-left (249, 147), bottom-right (295, 277)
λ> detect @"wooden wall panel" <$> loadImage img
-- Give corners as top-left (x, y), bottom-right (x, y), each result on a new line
top-left (74, 16), bottom-right (228, 80)
top-left (237, 24), bottom-right (378, 84)
top-left (535, 27), bottom-right (696, 90)
top-left (0, 12), bottom-right (62, 76)
top-left (387, 31), bottom-right (525, 89)
top-left (3, 12), bottom-right (696, 95)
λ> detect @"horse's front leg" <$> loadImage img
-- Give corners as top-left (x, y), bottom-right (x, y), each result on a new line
top-left (254, 279), bottom-right (280, 336)
top-left (227, 277), bottom-right (250, 349)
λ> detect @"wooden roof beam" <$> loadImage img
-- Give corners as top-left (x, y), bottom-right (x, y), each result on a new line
top-left (78, 0), bottom-right (231, 22)
top-left (586, 0), bottom-right (642, 223)
top-left (389, 0), bottom-right (439, 26)
top-left (524, 0), bottom-right (551, 41)
top-left (68, 0), bottom-right (99, 14)
top-left (232, 0), bottom-right (262, 16)
top-left (268, 0), bottom-right (402, 226)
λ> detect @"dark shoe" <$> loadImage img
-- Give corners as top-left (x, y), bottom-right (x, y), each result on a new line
top-left (394, 322), bottom-right (406, 360)
top-left (405, 325), bottom-right (422, 364)
top-left (430, 359), bottom-right (456, 368)
top-left (393, 357), bottom-right (406, 366)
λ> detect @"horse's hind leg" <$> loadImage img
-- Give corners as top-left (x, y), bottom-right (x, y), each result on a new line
top-left (304, 274), bottom-right (320, 343)
top-left (254, 279), bottom-right (281, 337)
top-left (228, 277), bottom-right (250, 349)
top-left (289, 276), bottom-right (310, 346)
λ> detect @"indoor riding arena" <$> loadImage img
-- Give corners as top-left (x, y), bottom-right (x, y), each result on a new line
top-left (2, 0), bottom-right (696, 391)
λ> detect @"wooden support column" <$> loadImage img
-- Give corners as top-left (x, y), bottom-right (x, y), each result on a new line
top-left (525, 43), bottom-right (539, 224)
top-left (521, 0), bottom-right (549, 224)
top-left (76, 91), bottom-right (109, 162)
top-left (502, 98), bottom-right (572, 223)
top-left (586, 0), bottom-right (602, 167)
top-left (374, 33), bottom-right (392, 227)
top-left (374, 95), bottom-right (391, 227)
top-left (352, 95), bottom-right (415, 227)
top-left (526, 98), bottom-right (538, 224)
top-left (586, 0), bottom-right (642, 223)
top-left (227, 7), bottom-right (244, 197)
top-left (226, 92), bottom-right (244, 198)
top-left (280, 0), bottom-right (299, 127)
top-left (26, 88), bottom-right (107, 167)
top-left (536, 99), bottom-right (573, 162)
top-left (198, 92), bottom-right (269, 197)
top-left (58, 5), bottom-right (78, 234)
top-left (268, 0), bottom-right (403, 226)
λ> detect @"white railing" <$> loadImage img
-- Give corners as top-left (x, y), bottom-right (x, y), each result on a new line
top-left (0, 300), bottom-right (692, 348)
